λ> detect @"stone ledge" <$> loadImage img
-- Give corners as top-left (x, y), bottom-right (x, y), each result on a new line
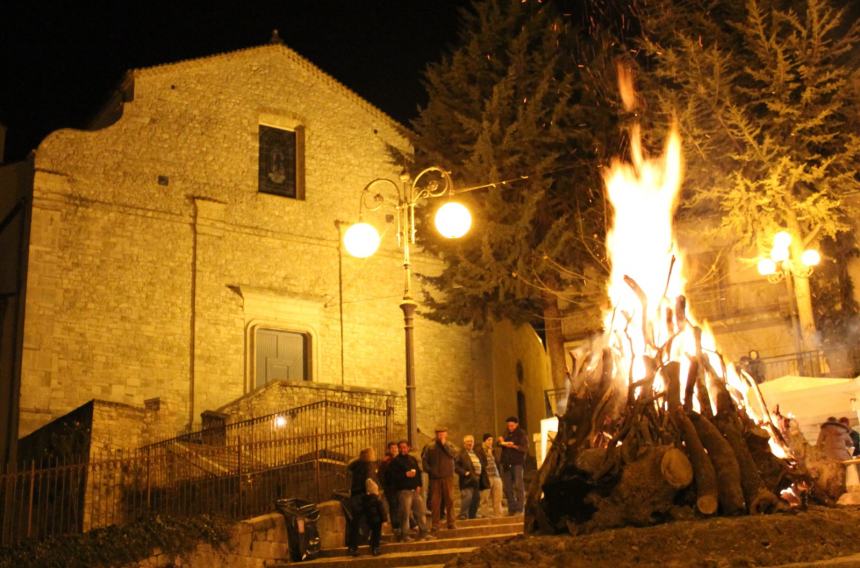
top-left (243, 512), bottom-right (281, 532)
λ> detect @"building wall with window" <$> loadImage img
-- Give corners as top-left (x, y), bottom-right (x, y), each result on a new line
top-left (488, 320), bottom-right (553, 451)
top-left (14, 43), bottom-right (496, 444)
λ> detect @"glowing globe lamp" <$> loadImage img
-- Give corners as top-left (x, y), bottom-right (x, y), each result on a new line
top-left (434, 201), bottom-right (472, 239)
top-left (770, 245), bottom-right (790, 263)
top-left (343, 222), bottom-right (381, 258)
top-left (757, 258), bottom-right (777, 276)
top-left (801, 249), bottom-right (821, 267)
top-left (773, 231), bottom-right (792, 249)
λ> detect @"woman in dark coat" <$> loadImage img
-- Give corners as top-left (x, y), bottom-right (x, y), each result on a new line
top-left (817, 417), bottom-right (854, 461)
top-left (347, 447), bottom-right (386, 556)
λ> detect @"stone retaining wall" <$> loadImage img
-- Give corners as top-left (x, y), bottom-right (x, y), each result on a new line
top-left (130, 500), bottom-right (347, 567)
top-left (130, 512), bottom-right (290, 568)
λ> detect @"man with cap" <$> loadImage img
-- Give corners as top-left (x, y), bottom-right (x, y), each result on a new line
top-left (498, 416), bottom-right (528, 515)
top-left (422, 426), bottom-right (457, 530)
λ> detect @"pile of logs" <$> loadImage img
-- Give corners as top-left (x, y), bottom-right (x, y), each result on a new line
top-left (525, 278), bottom-right (809, 535)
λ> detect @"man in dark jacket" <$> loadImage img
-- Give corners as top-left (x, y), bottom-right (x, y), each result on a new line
top-left (422, 427), bottom-right (457, 530)
top-left (455, 434), bottom-right (485, 519)
top-left (389, 440), bottom-right (435, 541)
top-left (378, 441), bottom-right (400, 534)
top-left (498, 416), bottom-right (528, 515)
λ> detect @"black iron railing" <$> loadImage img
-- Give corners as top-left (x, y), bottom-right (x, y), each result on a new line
top-left (0, 400), bottom-right (393, 546)
top-left (685, 279), bottom-right (790, 322)
top-left (758, 351), bottom-right (829, 380)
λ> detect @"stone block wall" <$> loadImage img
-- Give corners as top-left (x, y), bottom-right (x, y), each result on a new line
top-left (89, 399), bottom-right (164, 453)
top-left (18, 43), bottom-right (497, 447)
top-left (129, 512), bottom-right (291, 568)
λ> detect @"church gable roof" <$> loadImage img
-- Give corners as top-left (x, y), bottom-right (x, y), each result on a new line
top-left (130, 42), bottom-right (406, 134)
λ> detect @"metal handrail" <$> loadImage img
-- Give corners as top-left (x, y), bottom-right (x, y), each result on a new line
top-left (142, 398), bottom-right (393, 450)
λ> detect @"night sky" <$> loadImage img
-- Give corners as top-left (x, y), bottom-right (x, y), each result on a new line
top-left (0, 1), bottom-right (470, 162)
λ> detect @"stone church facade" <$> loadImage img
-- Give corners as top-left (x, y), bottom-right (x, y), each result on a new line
top-left (0, 42), bottom-right (553, 462)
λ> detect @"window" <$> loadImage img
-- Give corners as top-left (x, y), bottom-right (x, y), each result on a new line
top-left (258, 124), bottom-right (305, 199)
top-left (255, 328), bottom-right (311, 388)
top-left (516, 390), bottom-right (528, 431)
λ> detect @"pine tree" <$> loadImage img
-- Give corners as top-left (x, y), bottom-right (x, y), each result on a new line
top-left (406, 0), bottom-right (626, 388)
top-left (636, 0), bottom-right (860, 349)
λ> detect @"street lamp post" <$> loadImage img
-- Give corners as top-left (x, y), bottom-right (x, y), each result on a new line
top-left (343, 167), bottom-right (472, 447)
top-left (757, 231), bottom-right (821, 372)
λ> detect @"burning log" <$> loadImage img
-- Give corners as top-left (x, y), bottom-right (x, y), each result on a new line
top-left (670, 406), bottom-right (718, 515)
top-left (707, 364), bottom-right (784, 514)
top-left (689, 412), bottom-right (745, 515)
top-left (586, 445), bottom-right (692, 528)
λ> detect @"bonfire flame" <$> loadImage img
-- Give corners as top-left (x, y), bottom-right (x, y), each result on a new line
top-left (527, 69), bottom-right (806, 537)
top-left (601, 70), bottom-right (791, 459)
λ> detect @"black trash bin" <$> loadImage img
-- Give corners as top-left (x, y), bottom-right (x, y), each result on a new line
top-left (275, 498), bottom-right (321, 562)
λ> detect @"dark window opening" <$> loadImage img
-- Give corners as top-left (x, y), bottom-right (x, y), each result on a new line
top-left (516, 390), bottom-right (527, 431)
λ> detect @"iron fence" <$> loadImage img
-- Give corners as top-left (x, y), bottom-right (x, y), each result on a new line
top-left (758, 350), bottom-right (829, 381)
top-left (144, 399), bottom-right (393, 452)
top-left (0, 400), bottom-right (393, 547)
top-left (685, 279), bottom-right (790, 322)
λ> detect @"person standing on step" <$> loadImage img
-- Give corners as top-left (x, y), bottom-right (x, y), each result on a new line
top-left (498, 416), bottom-right (528, 515)
top-left (839, 417), bottom-right (860, 457)
top-left (346, 447), bottom-right (386, 556)
top-left (455, 435), bottom-right (484, 519)
top-left (480, 433), bottom-right (504, 517)
top-left (389, 439), bottom-right (435, 542)
top-left (422, 426), bottom-right (457, 531)
top-left (378, 441), bottom-right (400, 535)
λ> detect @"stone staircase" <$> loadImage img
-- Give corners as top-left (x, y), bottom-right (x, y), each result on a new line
top-left (280, 515), bottom-right (523, 568)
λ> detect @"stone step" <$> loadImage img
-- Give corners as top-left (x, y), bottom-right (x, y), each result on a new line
top-left (318, 532), bottom-right (518, 558)
top-left (277, 547), bottom-right (477, 568)
top-left (375, 521), bottom-right (520, 542)
top-left (380, 514), bottom-right (522, 534)
top-left (441, 514), bottom-right (523, 527)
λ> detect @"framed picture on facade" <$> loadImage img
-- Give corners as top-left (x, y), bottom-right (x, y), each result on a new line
top-left (258, 124), bottom-right (305, 199)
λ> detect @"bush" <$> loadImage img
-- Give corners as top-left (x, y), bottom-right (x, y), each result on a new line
top-left (0, 514), bottom-right (231, 568)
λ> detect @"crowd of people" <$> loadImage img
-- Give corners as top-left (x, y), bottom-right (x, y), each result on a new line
top-left (344, 416), bottom-right (529, 556)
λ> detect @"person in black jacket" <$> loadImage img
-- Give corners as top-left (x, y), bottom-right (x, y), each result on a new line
top-left (378, 441), bottom-right (400, 534)
top-left (346, 447), bottom-right (386, 556)
top-left (498, 416), bottom-right (528, 515)
top-left (389, 440), bottom-right (435, 541)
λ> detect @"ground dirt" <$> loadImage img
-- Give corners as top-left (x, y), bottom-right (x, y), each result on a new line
top-left (446, 506), bottom-right (860, 567)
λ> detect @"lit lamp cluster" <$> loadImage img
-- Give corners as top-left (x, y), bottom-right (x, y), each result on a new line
top-left (756, 231), bottom-right (820, 282)
top-left (341, 167), bottom-right (472, 446)
top-left (343, 194), bottom-right (471, 258)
